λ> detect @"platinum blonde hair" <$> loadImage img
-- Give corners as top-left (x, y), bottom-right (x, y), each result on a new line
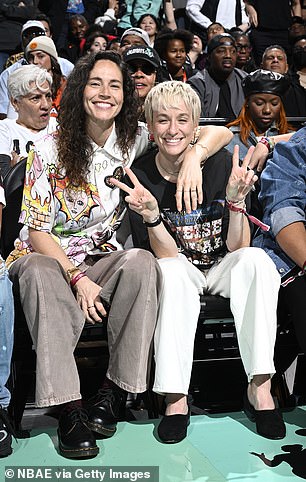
top-left (144, 80), bottom-right (201, 125)
top-left (8, 64), bottom-right (52, 101)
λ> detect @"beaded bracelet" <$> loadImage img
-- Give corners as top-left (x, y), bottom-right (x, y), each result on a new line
top-left (258, 136), bottom-right (275, 153)
top-left (70, 272), bottom-right (87, 287)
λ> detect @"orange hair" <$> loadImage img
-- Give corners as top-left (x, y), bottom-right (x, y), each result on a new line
top-left (227, 99), bottom-right (292, 146)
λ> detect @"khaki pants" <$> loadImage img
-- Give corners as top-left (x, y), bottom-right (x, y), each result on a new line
top-left (10, 249), bottom-right (162, 407)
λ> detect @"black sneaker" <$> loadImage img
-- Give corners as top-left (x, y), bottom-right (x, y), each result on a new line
top-left (57, 404), bottom-right (99, 459)
top-left (87, 384), bottom-right (127, 437)
top-left (0, 407), bottom-right (15, 457)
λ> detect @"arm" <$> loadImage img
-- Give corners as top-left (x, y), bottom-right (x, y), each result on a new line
top-left (226, 146), bottom-right (258, 251)
top-left (243, 1), bottom-right (258, 27)
top-left (259, 134), bottom-right (306, 268)
top-left (111, 168), bottom-right (178, 259)
top-left (248, 133), bottom-right (294, 172)
top-left (176, 125), bottom-right (234, 212)
top-left (276, 222), bottom-right (306, 269)
top-left (29, 229), bottom-right (107, 322)
top-left (186, 0), bottom-right (212, 29)
top-left (163, 0), bottom-right (177, 30)
top-left (291, 0), bottom-right (302, 16)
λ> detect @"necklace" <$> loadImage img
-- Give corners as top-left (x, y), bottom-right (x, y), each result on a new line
top-left (156, 155), bottom-right (180, 176)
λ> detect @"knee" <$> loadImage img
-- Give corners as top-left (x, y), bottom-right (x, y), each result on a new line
top-left (123, 248), bottom-right (161, 282)
top-left (234, 247), bottom-right (280, 280)
top-left (14, 254), bottom-right (64, 283)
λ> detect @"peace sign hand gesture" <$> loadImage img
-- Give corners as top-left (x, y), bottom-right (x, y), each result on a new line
top-left (111, 167), bottom-right (160, 223)
top-left (226, 145), bottom-right (258, 203)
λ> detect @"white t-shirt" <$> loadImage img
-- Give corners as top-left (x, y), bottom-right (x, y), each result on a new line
top-left (0, 117), bottom-right (57, 176)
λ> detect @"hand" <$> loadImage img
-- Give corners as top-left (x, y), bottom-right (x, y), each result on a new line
top-left (11, 150), bottom-right (21, 167)
top-left (175, 147), bottom-right (203, 214)
top-left (111, 167), bottom-right (159, 222)
top-left (74, 276), bottom-right (107, 324)
top-left (245, 4), bottom-right (258, 27)
top-left (248, 142), bottom-right (269, 172)
top-left (226, 145), bottom-right (258, 202)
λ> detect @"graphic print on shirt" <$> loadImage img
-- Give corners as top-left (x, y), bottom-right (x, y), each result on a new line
top-left (163, 200), bottom-right (226, 269)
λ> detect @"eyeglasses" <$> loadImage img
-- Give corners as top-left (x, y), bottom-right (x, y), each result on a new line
top-left (128, 63), bottom-right (156, 75)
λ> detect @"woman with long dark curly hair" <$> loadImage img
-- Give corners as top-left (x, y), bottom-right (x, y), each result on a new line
top-left (8, 50), bottom-right (228, 459)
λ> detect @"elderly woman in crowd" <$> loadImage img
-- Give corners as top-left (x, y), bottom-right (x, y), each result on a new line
top-left (226, 69), bottom-right (293, 160)
top-left (0, 64), bottom-right (56, 178)
top-left (7, 51), bottom-right (232, 459)
top-left (112, 81), bottom-right (286, 444)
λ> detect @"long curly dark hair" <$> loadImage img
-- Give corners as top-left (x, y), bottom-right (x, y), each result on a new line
top-left (57, 50), bottom-right (140, 186)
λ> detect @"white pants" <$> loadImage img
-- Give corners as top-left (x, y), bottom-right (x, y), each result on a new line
top-left (153, 247), bottom-right (281, 395)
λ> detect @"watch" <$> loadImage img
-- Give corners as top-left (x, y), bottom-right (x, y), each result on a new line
top-left (66, 266), bottom-right (81, 281)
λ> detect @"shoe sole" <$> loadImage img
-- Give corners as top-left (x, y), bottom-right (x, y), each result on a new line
top-left (58, 443), bottom-right (99, 459)
top-left (87, 421), bottom-right (116, 437)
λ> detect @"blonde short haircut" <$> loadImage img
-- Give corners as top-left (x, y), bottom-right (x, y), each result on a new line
top-left (144, 81), bottom-right (201, 125)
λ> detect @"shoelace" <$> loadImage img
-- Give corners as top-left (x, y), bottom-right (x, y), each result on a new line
top-left (66, 407), bottom-right (89, 424)
top-left (92, 388), bottom-right (116, 405)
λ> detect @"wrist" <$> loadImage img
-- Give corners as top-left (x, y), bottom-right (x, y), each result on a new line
top-left (225, 195), bottom-right (246, 205)
top-left (258, 136), bottom-right (275, 154)
top-left (143, 213), bottom-right (162, 228)
top-left (70, 272), bottom-right (87, 288)
top-left (66, 266), bottom-right (81, 282)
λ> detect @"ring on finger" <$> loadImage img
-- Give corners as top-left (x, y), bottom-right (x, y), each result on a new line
top-left (87, 306), bottom-right (95, 310)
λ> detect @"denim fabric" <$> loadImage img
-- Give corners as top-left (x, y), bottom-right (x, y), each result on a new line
top-left (253, 127), bottom-right (306, 278)
top-left (0, 258), bottom-right (14, 407)
top-left (226, 125), bottom-right (280, 160)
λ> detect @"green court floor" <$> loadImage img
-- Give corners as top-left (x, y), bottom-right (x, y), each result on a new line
top-left (1, 407), bottom-right (306, 481)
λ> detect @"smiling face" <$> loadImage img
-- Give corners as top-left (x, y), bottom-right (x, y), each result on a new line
top-left (83, 59), bottom-right (124, 131)
top-left (13, 81), bottom-right (52, 132)
top-left (139, 16), bottom-right (157, 37)
top-left (149, 99), bottom-right (196, 162)
top-left (247, 93), bottom-right (281, 133)
top-left (128, 61), bottom-right (156, 100)
top-left (164, 39), bottom-right (186, 74)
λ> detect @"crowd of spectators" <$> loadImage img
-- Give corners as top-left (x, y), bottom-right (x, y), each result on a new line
top-left (0, 0), bottom-right (305, 461)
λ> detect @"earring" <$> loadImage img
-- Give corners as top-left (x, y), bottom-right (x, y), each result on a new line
top-left (149, 132), bottom-right (155, 142)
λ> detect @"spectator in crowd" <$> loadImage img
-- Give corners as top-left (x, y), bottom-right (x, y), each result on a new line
top-left (58, 14), bottom-right (89, 64)
top-left (0, 64), bottom-right (56, 178)
top-left (154, 29), bottom-right (195, 81)
top-left (82, 29), bottom-right (109, 55)
top-left (226, 70), bottom-right (292, 159)
top-left (0, 20), bottom-right (74, 120)
top-left (119, 27), bottom-right (150, 54)
top-left (112, 80), bottom-right (286, 443)
top-left (291, 34), bottom-right (306, 88)
top-left (253, 127), bottom-right (306, 355)
top-left (7, 50), bottom-right (226, 458)
top-left (288, 15), bottom-right (306, 45)
top-left (7, 36), bottom-right (67, 120)
top-left (186, 0), bottom-right (249, 40)
top-left (232, 31), bottom-right (257, 72)
top-left (0, 179), bottom-right (15, 457)
top-left (123, 45), bottom-right (161, 121)
top-left (0, 0), bottom-right (38, 73)
top-left (107, 36), bottom-right (121, 52)
top-left (117, 0), bottom-right (163, 32)
top-left (244, 0), bottom-right (302, 66)
top-left (188, 33), bottom-right (247, 119)
top-left (137, 14), bottom-right (160, 47)
top-left (261, 44), bottom-right (306, 117)
top-left (206, 21), bottom-right (225, 42)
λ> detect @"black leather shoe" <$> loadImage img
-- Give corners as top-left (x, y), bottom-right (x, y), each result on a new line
top-left (87, 386), bottom-right (127, 437)
top-left (58, 405), bottom-right (99, 459)
top-left (243, 393), bottom-right (286, 440)
top-left (157, 411), bottom-right (190, 444)
top-left (0, 407), bottom-right (15, 457)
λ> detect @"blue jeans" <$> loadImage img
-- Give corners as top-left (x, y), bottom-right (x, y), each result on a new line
top-left (0, 258), bottom-right (14, 408)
